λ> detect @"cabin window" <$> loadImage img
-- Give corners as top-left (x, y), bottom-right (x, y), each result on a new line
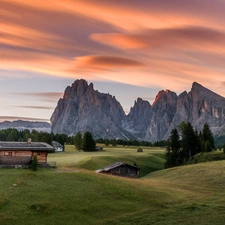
top-left (37, 153), bottom-right (41, 156)
top-left (5, 152), bottom-right (12, 156)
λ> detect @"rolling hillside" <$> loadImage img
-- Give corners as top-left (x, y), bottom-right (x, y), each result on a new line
top-left (1, 147), bottom-right (225, 224)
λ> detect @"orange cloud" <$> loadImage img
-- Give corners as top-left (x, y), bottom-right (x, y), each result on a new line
top-left (0, 49), bottom-right (71, 77)
top-left (0, 22), bottom-right (85, 55)
top-left (1, 0), bottom-right (197, 31)
top-left (72, 55), bottom-right (145, 72)
top-left (3, 0), bottom-right (225, 33)
top-left (91, 33), bottom-right (147, 49)
top-left (91, 27), bottom-right (225, 52)
top-left (1, 0), bottom-right (225, 99)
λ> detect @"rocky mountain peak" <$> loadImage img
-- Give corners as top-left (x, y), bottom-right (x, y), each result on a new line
top-left (130, 98), bottom-right (152, 112)
top-left (125, 98), bottom-right (152, 138)
top-left (133, 97), bottom-right (146, 106)
top-left (51, 79), bottom-right (127, 138)
top-left (191, 81), bottom-right (224, 101)
top-left (74, 79), bottom-right (89, 96)
top-left (51, 79), bottom-right (225, 142)
top-left (152, 89), bottom-right (178, 110)
top-left (153, 90), bottom-right (165, 105)
top-left (136, 97), bottom-right (143, 103)
top-left (72, 79), bottom-right (88, 89)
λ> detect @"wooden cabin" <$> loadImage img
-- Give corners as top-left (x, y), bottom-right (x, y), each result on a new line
top-left (52, 141), bottom-right (64, 152)
top-left (0, 141), bottom-right (55, 167)
top-left (95, 146), bottom-right (103, 151)
top-left (95, 162), bottom-right (140, 178)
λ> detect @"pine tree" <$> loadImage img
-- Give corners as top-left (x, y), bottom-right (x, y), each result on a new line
top-left (112, 139), bottom-right (117, 147)
top-left (195, 130), bottom-right (202, 154)
top-left (74, 131), bottom-right (83, 151)
top-left (82, 131), bottom-right (96, 152)
top-left (202, 123), bottom-right (215, 151)
top-left (104, 139), bottom-right (109, 146)
top-left (181, 122), bottom-right (196, 160)
top-left (165, 129), bottom-right (181, 168)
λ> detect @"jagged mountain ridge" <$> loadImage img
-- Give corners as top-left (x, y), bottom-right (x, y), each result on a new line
top-left (50, 79), bottom-right (132, 139)
top-left (0, 120), bottom-right (51, 133)
top-left (51, 79), bottom-right (225, 141)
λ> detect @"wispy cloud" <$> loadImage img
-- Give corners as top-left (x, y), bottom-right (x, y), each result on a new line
top-left (10, 92), bottom-right (63, 102)
top-left (91, 27), bottom-right (225, 52)
top-left (12, 106), bottom-right (54, 110)
top-left (1, 0), bottom-right (225, 100)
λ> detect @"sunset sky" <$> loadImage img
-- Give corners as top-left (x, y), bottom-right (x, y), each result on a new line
top-left (1, 0), bottom-right (225, 122)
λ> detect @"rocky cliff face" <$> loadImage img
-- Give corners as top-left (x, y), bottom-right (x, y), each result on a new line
top-left (146, 90), bottom-right (178, 142)
top-left (51, 79), bottom-right (225, 141)
top-left (163, 82), bottom-right (225, 140)
top-left (50, 79), bottom-right (128, 139)
top-left (124, 98), bottom-right (153, 139)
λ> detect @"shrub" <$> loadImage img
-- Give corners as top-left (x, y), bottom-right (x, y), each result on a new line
top-left (31, 155), bottom-right (38, 171)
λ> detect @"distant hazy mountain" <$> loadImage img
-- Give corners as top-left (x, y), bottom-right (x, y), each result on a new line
top-left (51, 79), bottom-right (225, 141)
top-left (0, 120), bottom-right (51, 133)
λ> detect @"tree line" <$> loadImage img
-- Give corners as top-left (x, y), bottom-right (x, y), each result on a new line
top-left (165, 122), bottom-right (215, 168)
top-left (0, 128), bottom-right (71, 147)
top-left (0, 127), bottom-right (168, 151)
top-left (95, 138), bottom-right (166, 147)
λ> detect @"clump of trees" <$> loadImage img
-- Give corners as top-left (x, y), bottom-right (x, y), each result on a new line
top-left (165, 122), bottom-right (215, 168)
top-left (74, 131), bottom-right (96, 151)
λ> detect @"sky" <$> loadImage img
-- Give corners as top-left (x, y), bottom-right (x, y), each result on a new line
top-left (1, 0), bottom-right (225, 122)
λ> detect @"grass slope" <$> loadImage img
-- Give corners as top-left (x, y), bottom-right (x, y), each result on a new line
top-left (49, 145), bottom-right (165, 177)
top-left (1, 146), bottom-right (225, 224)
top-left (186, 150), bottom-right (225, 164)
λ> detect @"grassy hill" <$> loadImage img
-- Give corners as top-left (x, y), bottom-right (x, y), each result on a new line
top-left (185, 150), bottom-right (225, 164)
top-left (1, 146), bottom-right (225, 224)
top-left (48, 145), bottom-right (165, 177)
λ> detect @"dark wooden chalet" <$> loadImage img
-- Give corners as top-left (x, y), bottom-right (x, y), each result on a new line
top-left (95, 162), bottom-right (140, 178)
top-left (0, 141), bottom-right (55, 167)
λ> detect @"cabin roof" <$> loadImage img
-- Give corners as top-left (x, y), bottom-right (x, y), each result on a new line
top-left (95, 162), bottom-right (140, 173)
top-left (0, 141), bottom-right (55, 152)
top-left (52, 141), bottom-right (63, 148)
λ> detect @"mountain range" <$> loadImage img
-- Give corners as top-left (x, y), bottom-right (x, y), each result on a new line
top-left (50, 79), bottom-right (225, 142)
top-left (0, 120), bottom-right (51, 133)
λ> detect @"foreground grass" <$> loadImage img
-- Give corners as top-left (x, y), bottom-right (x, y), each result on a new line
top-left (2, 146), bottom-right (225, 224)
top-left (48, 145), bottom-right (165, 177)
top-left (1, 160), bottom-right (225, 224)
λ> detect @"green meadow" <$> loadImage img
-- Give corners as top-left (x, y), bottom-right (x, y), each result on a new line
top-left (1, 145), bottom-right (225, 225)
top-left (49, 145), bottom-right (165, 176)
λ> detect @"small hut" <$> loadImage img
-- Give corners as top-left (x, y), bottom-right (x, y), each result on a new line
top-left (95, 146), bottom-right (103, 151)
top-left (96, 162), bottom-right (140, 178)
top-left (52, 141), bottom-right (64, 152)
top-left (137, 148), bottom-right (143, 152)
